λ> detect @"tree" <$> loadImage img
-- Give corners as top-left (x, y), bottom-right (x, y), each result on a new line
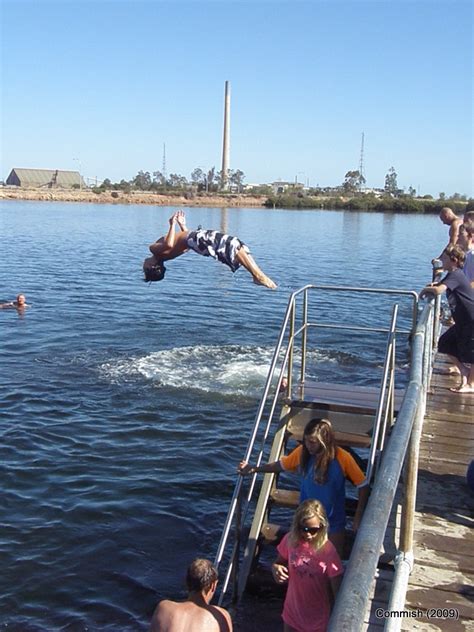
top-left (101, 178), bottom-right (112, 189)
top-left (342, 170), bottom-right (361, 194)
top-left (133, 171), bottom-right (152, 190)
top-left (117, 179), bottom-right (131, 192)
top-left (439, 192), bottom-right (446, 201)
top-left (190, 168), bottom-right (207, 190)
top-left (168, 173), bottom-right (188, 189)
top-left (153, 171), bottom-right (166, 187)
top-left (384, 167), bottom-right (398, 195)
top-left (407, 186), bottom-right (417, 198)
top-left (207, 167), bottom-right (217, 192)
top-left (229, 169), bottom-right (245, 192)
top-left (190, 167), bottom-right (204, 184)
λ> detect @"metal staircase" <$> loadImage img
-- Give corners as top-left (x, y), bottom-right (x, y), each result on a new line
top-left (214, 284), bottom-right (419, 607)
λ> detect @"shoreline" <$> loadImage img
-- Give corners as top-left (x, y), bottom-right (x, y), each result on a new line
top-left (0, 188), bottom-right (267, 207)
top-left (1, 188), bottom-right (468, 215)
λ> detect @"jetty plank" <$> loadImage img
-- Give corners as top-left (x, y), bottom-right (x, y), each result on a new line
top-left (403, 352), bottom-right (474, 632)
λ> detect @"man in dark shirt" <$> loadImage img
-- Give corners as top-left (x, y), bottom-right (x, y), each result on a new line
top-left (421, 245), bottom-right (474, 393)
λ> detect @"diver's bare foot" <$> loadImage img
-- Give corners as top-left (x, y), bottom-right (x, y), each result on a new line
top-left (253, 275), bottom-right (277, 289)
top-left (450, 384), bottom-right (474, 393)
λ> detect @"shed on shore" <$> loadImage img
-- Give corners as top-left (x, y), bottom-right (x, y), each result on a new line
top-left (6, 168), bottom-right (85, 189)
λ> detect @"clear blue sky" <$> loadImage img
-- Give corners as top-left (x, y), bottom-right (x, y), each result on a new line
top-left (1, 0), bottom-right (472, 196)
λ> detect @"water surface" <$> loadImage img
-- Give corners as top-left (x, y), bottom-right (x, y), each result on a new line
top-left (0, 201), bottom-right (446, 630)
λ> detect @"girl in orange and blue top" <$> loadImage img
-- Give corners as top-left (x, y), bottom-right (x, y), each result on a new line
top-left (272, 499), bottom-right (343, 632)
top-left (238, 418), bottom-right (369, 557)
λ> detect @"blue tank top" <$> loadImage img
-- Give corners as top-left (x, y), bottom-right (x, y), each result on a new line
top-left (300, 457), bottom-right (346, 533)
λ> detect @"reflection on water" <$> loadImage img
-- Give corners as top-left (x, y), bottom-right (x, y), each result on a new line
top-left (0, 202), bottom-right (445, 629)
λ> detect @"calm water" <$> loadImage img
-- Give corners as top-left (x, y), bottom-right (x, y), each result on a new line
top-left (0, 201), bottom-right (446, 630)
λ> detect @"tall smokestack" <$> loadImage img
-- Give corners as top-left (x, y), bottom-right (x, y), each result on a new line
top-left (221, 80), bottom-right (230, 190)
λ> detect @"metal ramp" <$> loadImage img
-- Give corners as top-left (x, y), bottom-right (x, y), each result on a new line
top-left (214, 285), bottom-right (420, 611)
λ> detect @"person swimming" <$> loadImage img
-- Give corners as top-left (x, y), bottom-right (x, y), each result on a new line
top-left (0, 294), bottom-right (29, 310)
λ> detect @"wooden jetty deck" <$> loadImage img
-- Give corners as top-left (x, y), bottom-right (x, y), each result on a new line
top-left (402, 356), bottom-right (474, 631)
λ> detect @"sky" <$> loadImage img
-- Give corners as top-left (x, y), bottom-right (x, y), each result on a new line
top-left (1, 0), bottom-right (473, 196)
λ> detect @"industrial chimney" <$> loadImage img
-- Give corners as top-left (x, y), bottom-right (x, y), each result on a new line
top-left (221, 80), bottom-right (230, 190)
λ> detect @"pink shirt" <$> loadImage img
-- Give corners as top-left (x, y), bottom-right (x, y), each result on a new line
top-left (277, 534), bottom-right (343, 632)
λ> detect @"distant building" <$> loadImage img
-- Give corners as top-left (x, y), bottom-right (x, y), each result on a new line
top-left (271, 181), bottom-right (304, 195)
top-left (6, 168), bottom-right (85, 189)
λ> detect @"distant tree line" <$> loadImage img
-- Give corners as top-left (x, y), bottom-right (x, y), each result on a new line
top-left (266, 166), bottom-right (472, 213)
top-left (95, 167), bottom-right (246, 194)
top-left (265, 193), bottom-right (472, 214)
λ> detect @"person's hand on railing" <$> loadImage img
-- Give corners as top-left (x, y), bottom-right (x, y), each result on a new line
top-left (237, 461), bottom-right (255, 475)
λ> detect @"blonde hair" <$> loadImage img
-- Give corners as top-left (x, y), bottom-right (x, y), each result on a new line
top-left (300, 418), bottom-right (337, 484)
top-left (289, 499), bottom-right (328, 551)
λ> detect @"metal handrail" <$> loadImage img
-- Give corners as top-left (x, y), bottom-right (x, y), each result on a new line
top-left (365, 304), bottom-right (398, 483)
top-left (215, 284), bottom-right (419, 605)
top-left (328, 296), bottom-right (438, 632)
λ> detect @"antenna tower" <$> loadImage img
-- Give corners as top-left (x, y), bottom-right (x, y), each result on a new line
top-left (162, 143), bottom-right (167, 180)
top-left (359, 132), bottom-right (365, 180)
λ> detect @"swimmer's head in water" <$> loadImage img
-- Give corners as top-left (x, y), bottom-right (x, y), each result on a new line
top-left (143, 262), bottom-right (166, 282)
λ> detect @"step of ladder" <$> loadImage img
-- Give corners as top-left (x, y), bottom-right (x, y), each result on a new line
top-left (289, 381), bottom-right (404, 415)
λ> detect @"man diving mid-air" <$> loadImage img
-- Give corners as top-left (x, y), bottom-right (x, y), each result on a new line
top-left (143, 210), bottom-right (277, 289)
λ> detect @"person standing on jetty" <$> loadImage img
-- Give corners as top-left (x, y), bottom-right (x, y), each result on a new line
top-left (143, 210), bottom-right (277, 288)
top-left (421, 245), bottom-right (474, 393)
top-left (149, 558), bottom-right (232, 632)
top-left (432, 207), bottom-right (462, 263)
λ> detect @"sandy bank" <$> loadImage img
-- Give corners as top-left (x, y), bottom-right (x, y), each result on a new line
top-left (0, 188), bottom-right (267, 208)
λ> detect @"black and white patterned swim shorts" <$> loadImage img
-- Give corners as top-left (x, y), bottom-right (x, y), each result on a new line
top-left (186, 230), bottom-right (250, 272)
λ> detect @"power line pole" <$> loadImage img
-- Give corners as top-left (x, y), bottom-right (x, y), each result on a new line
top-left (359, 132), bottom-right (365, 179)
top-left (358, 132), bottom-right (365, 191)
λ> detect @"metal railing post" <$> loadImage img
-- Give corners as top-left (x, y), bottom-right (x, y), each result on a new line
top-left (287, 300), bottom-right (296, 394)
top-left (300, 288), bottom-right (309, 385)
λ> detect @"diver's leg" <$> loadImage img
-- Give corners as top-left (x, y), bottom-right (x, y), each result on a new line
top-left (235, 248), bottom-right (277, 289)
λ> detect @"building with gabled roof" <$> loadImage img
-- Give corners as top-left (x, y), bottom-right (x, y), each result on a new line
top-left (6, 168), bottom-right (85, 189)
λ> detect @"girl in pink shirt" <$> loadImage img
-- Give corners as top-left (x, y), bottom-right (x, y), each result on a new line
top-left (272, 500), bottom-right (343, 632)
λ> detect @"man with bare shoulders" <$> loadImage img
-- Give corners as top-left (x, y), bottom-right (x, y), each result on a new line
top-left (143, 210), bottom-right (276, 288)
top-left (433, 207), bottom-right (462, 262)
top-left (149, 558), bottom-right (232, 632)
top-left (0, 294), bottom-right (29, 311)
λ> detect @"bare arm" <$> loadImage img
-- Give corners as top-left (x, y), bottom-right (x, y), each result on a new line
top-left (238, 460), bottom-right (283, 476)
top-left (330, 574), bottom-right (343, 603)
top-left (352, 484), bottom-right (370, 533)
top-left (162, 213), bottom-right (180, 247)
top-left (420, 282), bottom-right (447, 299)
top-left (149, 213), bottom-right (182, 257)
top-left (218, 607), bottom-right (233, 632)
top-left (271, 553), bottom-right (289, 584)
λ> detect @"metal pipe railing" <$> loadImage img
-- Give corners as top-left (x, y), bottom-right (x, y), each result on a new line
top-left (384, 300), bottom-right (436, 632)
top-left (365, 304), bottom-right (398, 482)
top-left (328, 299), bottom-right (437, 631)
